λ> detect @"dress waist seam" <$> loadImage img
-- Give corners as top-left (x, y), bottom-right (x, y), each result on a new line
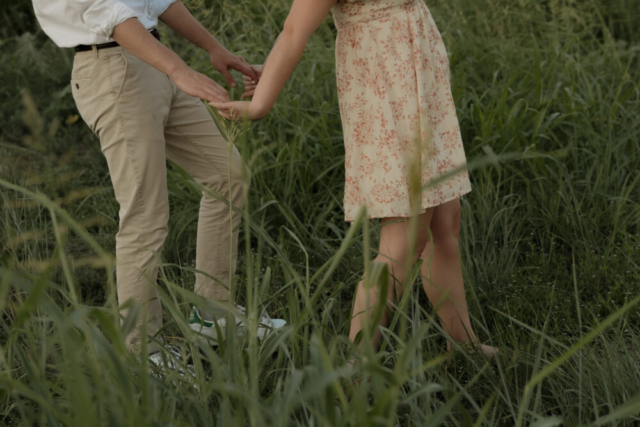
top-left (334, 1), bottom-right (421, 31)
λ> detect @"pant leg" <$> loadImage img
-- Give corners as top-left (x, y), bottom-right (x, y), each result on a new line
top-left (164, 85), bottom-right (247, 303)
top-left (71, 47), bottom-right (173, 353)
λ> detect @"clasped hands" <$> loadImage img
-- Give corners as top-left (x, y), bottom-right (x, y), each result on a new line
top-left (199, 42), bottom-right (265, 121)
top-left (210, 64), bottom-right (265, 121)
top-left (170, 43), bottom-right (263, 120)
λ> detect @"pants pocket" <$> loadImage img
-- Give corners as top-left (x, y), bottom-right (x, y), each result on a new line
top-left (108, 51), bottom-right (128, 98)
top-left (71, 76), bottom-right (98, 133)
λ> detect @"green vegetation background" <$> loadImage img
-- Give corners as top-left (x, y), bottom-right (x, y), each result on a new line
top-left (0, 0), bottom-right (639, 425)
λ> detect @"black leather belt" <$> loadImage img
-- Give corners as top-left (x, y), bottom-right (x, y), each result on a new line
top-left (74, 28), bottom-right (160, 52)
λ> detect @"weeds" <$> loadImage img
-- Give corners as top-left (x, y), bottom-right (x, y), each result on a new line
top-left (0, 0), bottom-right (639, 425)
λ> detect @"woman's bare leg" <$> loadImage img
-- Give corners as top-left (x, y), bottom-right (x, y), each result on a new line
top-left (349, 210), bottom-right (434, 349)
top-left (420, 198), bottom-right (496, 356)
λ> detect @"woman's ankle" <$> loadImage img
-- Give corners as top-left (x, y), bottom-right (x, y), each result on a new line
top-left (446, 330), bottom-right (479, 344)
top-left (445, 333), bottom-right (479, 351)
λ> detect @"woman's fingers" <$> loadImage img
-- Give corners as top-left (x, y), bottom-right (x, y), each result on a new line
top-left (242, 73), bottom-right (257, 99)
top-left (210, 102), bottom-right (235, 119)
top-left (241, 90), bottom-right (256, 99)
top-left (209, 101), bottom-right (253, 121)
top-left (243, 74), bottom-right (257, 92)
top-left (211, 105), bottom-right (232, 120)
top-left (210, 101), bottom-right (232, 110)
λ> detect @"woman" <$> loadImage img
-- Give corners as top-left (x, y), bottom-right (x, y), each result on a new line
top-left (213, 0), bottom-right (496, 357)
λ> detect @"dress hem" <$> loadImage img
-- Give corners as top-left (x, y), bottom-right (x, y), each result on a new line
top-left (343, 187), bottom-right (472, 222)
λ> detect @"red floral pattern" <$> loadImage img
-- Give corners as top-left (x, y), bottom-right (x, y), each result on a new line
top-left (332, 0), bottom-right (472, 221)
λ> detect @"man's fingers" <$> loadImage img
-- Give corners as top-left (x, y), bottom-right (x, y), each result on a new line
top-left (205, 89), bottom-right (228, 103)
top-left (241, 90), bottom-right (256, 99)
top-left (237, 56), bottom-right (251, 67)
top-left (211, 82), bottom-right (230, 102)
top-left (202, 89), bottom-right (227, 104)
top-left (220, 69), bottom-right (237, 88)
top-left (251, 64), bottom-right (264, 76)
top-left (199, 90), bottom-right (219, 104)
top-left (232, 61), bottom-right (259, 82)
top-left (199, 74), bottom-right (229, 101)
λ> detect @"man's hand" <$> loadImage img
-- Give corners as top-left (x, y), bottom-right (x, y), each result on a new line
top-left (159, 2), bottom-right (259, 88)
top-left (171, 65), bottom-right (230, 103)
top-left (242, 64), bottom-right (264, 99)
top-left (208, 44), bottom-right (259, 89)
top-left (210, 100), bottom-right (267, 121)
top-left (112, 18), bottom-right (228, 103)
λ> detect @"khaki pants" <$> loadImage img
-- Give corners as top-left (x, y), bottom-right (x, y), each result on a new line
top-left (71, 46), bottom-right (245, 353)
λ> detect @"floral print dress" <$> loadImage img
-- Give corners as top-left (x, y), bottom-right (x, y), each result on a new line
top-left (332, 0), bottom-right (472, 221)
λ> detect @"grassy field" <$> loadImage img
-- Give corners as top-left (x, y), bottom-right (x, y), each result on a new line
top-left (1, 0), bottom-right (639, 425)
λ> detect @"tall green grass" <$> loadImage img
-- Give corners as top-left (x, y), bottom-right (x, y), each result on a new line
top-left (0, 0), bottom-right (639, 425)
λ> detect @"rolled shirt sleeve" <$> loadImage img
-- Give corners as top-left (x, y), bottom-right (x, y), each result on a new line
top-left (64, 0), bottom-right (140, 39)
top-left (151, 0), bottom-right (179, 18)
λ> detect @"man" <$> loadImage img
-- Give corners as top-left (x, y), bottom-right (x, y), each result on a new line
top-left (32, 0), bottom-right (284, 360)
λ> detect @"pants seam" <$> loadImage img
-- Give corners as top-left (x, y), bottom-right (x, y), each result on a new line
top-left (169, 118), bottom-right (234, 301)
top-left (107, 62), bottom-right (147, 280)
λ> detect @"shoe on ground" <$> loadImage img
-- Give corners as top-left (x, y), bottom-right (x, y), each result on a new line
top-left (148, 344), bottom-right (196, 383)
top-left (188, 305), bottom-right (287, 345)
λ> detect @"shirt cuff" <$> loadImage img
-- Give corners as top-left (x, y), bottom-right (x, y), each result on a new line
top-left (83, 1), bottom-right (141, 40)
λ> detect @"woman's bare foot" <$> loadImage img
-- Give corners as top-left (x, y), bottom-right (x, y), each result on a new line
top-left (477, 343), bottom-right (499, 358)
top-left (447, 340), bottom-right (499, 359)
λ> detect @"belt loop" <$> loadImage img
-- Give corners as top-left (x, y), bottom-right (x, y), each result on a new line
top-left (92, 44), bottom-right (98, 59)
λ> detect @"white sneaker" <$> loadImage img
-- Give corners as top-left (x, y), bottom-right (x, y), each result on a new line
top-left (148, 345), bottom-right (195, 380)
top-left (188, 305), bottom-right (287, 345)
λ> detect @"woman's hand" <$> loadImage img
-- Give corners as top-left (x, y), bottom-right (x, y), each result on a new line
top-left (242, 64), bottom-right (264, 99)
top-left (211, 101), bottom-right (268, 121)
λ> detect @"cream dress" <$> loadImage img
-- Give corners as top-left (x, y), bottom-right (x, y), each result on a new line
top-left (332, 0), bottom-right (472, 221)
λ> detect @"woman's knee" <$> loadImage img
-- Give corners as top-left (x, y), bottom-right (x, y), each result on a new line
top-left (379, 217), bottom-right (430, 264)
top-left (377, 239), bottom-right (428, 269)
top-left (415, 224), bottom-right (431, 254)
top-left (430, 200), bottom-right (462, 246)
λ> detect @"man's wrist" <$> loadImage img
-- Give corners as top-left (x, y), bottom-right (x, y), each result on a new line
top-left (204, 37), bottom-right (223, 56)
top-left (165, 56), bottom-right (190, 77)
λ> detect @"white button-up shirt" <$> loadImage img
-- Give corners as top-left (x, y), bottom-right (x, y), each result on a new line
top-left (32, 0), bottom-right (177, 48)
